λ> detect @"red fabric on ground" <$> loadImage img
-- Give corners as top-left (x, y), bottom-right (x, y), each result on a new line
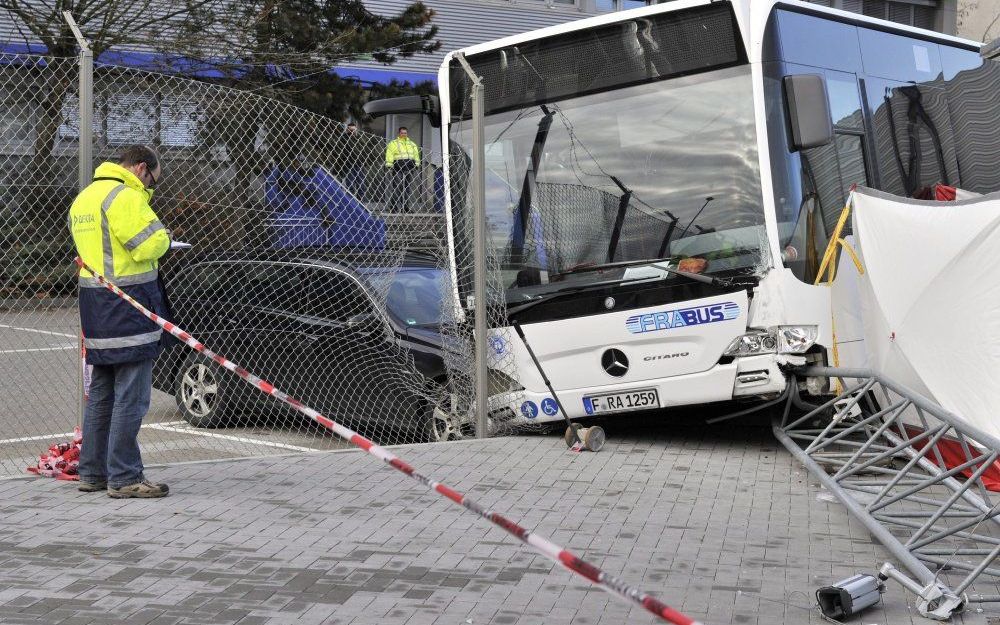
top-left (904, 425), bottom-right (1000, 491)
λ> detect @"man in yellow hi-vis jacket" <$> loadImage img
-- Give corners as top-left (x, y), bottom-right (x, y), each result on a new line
top-left (69, 145), bottom-right (171, 499)
top-left (385, 126), bottom-right (421, 212)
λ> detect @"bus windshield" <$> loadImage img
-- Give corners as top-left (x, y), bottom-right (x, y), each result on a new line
top-left (449, 3), bottom-right (767, 300)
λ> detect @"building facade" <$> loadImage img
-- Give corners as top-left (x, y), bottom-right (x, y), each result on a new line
top-left (346, 0), bottom-right (986, 87)
top-left (0, 0), bottom-right (990, 87)
top-left (957, 0), bottom-right (1000, 41)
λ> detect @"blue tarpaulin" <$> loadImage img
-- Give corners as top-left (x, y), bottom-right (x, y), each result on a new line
top-left (265, 166), bottom-right (386, 250)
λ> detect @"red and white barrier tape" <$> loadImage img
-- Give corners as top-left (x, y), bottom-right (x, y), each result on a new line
top-left (74, 257), bottom-right (700, 625)
top-left (27, 427), bottom-right (82, 480)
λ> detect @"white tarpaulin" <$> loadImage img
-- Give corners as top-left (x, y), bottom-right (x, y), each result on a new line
top-left (850, 186), bottom-right (1000, 439)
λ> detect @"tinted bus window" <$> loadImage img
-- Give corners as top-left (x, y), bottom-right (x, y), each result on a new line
top-left (858, 28), bottom-right (942, 81)
top-left (865, 78), bottom-right (961, 197)
top-left (942, 60), bottom-right (1000, 193)
top-left (767, 10), bottom-right (862, 73)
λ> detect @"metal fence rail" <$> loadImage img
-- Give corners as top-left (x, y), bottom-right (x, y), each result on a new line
top-left (775, 366), bottom-right (1000, 620)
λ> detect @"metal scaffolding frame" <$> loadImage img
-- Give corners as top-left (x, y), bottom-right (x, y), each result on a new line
top-left (774, 366), bottom-right (1000, 620)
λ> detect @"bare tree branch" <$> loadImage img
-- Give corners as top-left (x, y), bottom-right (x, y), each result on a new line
top-left (982, 10), bottom-right (1000, 42)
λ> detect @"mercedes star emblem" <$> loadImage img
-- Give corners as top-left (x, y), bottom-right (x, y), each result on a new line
top-left (601, 348), bottom-right (629, 377)
top-left (604, 297), bottom-right (615, 310)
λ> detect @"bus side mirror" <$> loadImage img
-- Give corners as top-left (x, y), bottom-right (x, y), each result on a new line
top-left (363, 95), bottom-right (441, 128)
top-left (783, 74), bottom-right (833, 151)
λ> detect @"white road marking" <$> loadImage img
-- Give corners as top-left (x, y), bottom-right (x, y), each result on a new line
top-left (0, 421), bottom-right (186, 446)
top-left (0, 431), bottom-right (77, 444)
top-left (143, 423), bottom-right (317, 452)
top-left (0, 344), bottom-right (78, 354)
top-left (0, 324), bottom-right (77, 339)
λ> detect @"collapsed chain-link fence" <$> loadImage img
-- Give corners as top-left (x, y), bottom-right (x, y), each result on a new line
top-left (0, 49), bottom-right (503, 478)
top-left (1, 3), bottom-right (787, 478)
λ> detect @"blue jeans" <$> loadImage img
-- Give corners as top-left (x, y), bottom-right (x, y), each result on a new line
top-left (79, 360), bottom-right (153, 488)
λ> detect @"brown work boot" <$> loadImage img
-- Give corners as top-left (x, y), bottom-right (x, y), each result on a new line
top-left (107, 479), bottom-right (169, 499)
top-left (78, 480), bottom-right (107, 492)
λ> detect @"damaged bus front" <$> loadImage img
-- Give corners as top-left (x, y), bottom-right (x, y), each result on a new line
top-left (439, 0), bottom-right (832, 425)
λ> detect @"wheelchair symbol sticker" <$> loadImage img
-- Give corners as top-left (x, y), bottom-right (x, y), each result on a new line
top-left (541, 398), bottom-right (559, 416)
top-left (520, 401), bottom-right (538, 419)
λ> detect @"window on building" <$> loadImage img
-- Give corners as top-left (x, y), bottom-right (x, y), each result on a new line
top-left (0, 90), bottom-right (35, 148)
top-left (103, 92), bottom-right (158, 145)
top-left (852, 0), bottom-right (938, 29)
top-left (159, 97), bottom-right (202, 147)
top-left (595, 0), bottom-right (657, 12)
top-left (93, 91), bottom-right (202, 148)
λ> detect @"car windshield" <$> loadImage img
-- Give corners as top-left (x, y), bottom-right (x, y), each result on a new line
top-left (362, 267), bottom-right (445, 327)
top-left (449, 4), bottom-right (767, 301)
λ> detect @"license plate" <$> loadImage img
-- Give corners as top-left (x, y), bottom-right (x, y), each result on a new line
top-left (583, 389), bottom-right (660, 415)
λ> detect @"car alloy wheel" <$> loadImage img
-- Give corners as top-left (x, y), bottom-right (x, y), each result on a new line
top-left (180, 362), bottom-right (219, 420)
top-left (429, 401), bottom-right (464, 442)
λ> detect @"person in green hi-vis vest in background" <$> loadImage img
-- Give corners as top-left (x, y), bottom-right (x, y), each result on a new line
top-left (385, 126), bottom-right (421, 213)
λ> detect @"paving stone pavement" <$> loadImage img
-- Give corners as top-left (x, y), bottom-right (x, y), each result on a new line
top-left (1, 419), bottom-right (998, 625)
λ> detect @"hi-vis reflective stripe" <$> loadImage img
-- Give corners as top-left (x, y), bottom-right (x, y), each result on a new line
top-left (83, 329), bottom-right (162, 350)
top-left (124, 220), bottom-right (165, 251)
top-left (79, 269), bottom-right (157, 288)
top-left (100, 184), bottom-right (127, 278)
top-left (70, 256), bottom-right (699, 625)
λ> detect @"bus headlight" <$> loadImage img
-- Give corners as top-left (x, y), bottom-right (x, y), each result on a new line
top-left (724, 326), bottom-right (818, 357)
top-left (776, 326), bottom-right (818, 354)
top-left (724, 330), bottom-right (777, 356)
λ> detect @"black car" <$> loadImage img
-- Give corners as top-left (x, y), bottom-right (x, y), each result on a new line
top-left (152, 250), bottom-right (466, 442)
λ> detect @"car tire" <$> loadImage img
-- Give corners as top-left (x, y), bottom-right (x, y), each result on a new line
top-left (175, 353), bottom-right (231, 428)
top-left (423, 385), bottom-right (473, 443)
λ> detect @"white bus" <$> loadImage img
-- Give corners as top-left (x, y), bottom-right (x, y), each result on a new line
top-left (371, 0), bottom-right (1000, 426)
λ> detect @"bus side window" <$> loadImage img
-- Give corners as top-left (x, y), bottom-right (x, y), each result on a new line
top-left (940, 58), bottom-right (1000, 193)
top-left (782, 70), bottom-right (870, 283)
top-left (865, 78), bottom-right (959, 198)
top-left (800, 71), bottom-right (869, 239)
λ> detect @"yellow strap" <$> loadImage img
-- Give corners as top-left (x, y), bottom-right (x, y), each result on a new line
top-left (814, 199), bottom-right (852, 285)
top-left (838, 239), bottom-right (864, 276)
top-left (813, 193), bottom-right (863, 395)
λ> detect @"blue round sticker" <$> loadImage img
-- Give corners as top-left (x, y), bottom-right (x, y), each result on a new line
top-left (541, 398), bottom-right (559, 416)
top-left (489, 335), bottom-right (507, 356)
top-left (520, 401), bottom-right (539, 419)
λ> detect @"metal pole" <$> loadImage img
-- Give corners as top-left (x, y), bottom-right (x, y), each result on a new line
top-left (63, 11), bottom-right (92, 191)
top-left (455, 53), bottom-right (489, 439)
top-left (63, 11), bottom-right (92, 428)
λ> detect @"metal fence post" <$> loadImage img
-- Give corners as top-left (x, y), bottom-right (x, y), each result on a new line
top-left (63, 11), bottom-right (93, 190)
top-left (455, 53), bottom-right (489, 439)
top-left (63, 11), bottom-right (92, 427)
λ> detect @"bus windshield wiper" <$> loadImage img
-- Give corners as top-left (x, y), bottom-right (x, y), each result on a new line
top-left (507, 262), bottom-right (752, 317)
top-left (557, 257), bottom-right (754, 289)
top-left (506, 275), bottom-right (649, 317)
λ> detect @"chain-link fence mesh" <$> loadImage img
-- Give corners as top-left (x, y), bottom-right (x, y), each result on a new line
top-left (0, 52), bottom-right (85, 477)
top-left (0, 51), bottom-right (496, 478)
top-left (2, 2), bottom-right (779, 478)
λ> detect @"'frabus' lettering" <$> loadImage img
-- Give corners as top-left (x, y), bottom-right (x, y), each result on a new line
top-left (625, 301), bottom-right (740, 335)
